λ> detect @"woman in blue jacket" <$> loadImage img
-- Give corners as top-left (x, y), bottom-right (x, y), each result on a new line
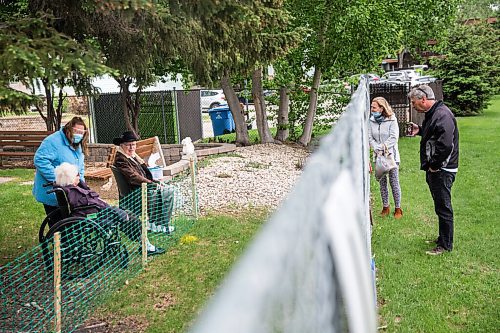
top-left (33, 117), bottom-right (88, 223)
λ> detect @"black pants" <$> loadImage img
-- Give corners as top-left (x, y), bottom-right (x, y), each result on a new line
top-left (426, 170), bottom-right (456, 251)
top-left (43, 204), bottom-right (62, 228)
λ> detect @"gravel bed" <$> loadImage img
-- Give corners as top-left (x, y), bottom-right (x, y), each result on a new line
top-left (195, 143), bottom-right (309, 213)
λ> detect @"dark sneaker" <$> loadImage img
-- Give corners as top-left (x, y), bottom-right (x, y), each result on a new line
top-left (138, 246), bottom-right (166, 256)
top-left (147, 247), bottom-right (165, 256)
top-left (425, 246), bottom-right (447, 256)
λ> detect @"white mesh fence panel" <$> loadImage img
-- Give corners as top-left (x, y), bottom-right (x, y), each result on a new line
top-left (191, 79), bottom-right (375, 333)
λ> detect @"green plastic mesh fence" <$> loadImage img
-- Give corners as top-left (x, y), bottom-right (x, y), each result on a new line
top-left (0, 166), bottom-right (198, 333)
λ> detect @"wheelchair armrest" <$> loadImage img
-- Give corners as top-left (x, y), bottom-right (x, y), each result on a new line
top-left (43, 181), bottom-right (55, 188)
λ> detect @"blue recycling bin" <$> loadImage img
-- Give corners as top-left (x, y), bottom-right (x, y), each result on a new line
top-left (208, 104), bottom-right (235, 136)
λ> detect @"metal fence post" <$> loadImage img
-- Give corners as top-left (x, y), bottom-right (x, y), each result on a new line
top-left (161, 91), bottom-right (167, 143)
top-left (174, 89), bottom-right (181, 144)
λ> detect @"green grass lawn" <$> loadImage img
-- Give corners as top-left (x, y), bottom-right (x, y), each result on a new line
top-left (0, 169), bottom-right (45, 265)
top-left (0, 97), bottom-right (498, 332)
top-left (372, 96), bottom-right (500, 332)
top-left (84, 210), bottom-right (268, 332)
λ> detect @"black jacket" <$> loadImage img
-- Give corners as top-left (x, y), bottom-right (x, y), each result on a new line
top-left (418, 100), bottom-right (459, 171)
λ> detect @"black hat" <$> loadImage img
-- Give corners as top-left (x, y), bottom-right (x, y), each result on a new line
top-left (113, 131), bottom-right (140, 145)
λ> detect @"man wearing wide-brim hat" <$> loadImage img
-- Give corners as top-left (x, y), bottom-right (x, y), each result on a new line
top-left (113, 131), bottom-right (175, 239)
top-left (113, 131), bottom-right (154, 186)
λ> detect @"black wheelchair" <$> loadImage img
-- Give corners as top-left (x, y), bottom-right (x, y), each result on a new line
top-left (39, 182), bottom-right (129, 279)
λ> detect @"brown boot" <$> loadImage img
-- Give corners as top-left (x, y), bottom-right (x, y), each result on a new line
top-left (380, 206), bottom-right (390, 217)
top-left (394, 208), bottom-right (403, 219)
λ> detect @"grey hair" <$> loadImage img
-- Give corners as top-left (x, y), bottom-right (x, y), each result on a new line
top-left (55, 162), bottom-right (79, 186)
top-left (408, 85), bottom-right (435, 100)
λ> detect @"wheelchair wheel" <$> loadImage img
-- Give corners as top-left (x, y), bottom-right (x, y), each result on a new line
top-left (102, 224), bottom-right (130, 270)
top-left (39, 208), bottom-right (63, 244)
top-left (41, 217), bottom-right (107, 279)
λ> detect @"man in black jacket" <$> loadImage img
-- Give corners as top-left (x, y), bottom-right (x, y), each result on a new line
top-left (408, 85), bottom-right (459, 255)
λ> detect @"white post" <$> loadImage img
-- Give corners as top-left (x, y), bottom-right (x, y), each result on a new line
top-left (141, 183), bottom-right (148, 267)
top-left (189, 156), bottom-right (199, 218)
top-left (53, 232), bottom-right (62, 333)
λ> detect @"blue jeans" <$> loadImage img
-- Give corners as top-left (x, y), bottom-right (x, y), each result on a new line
top-left (426, 170), bottom-right (456, 250)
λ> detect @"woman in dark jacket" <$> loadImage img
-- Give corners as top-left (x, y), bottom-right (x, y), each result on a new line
top-left (55, 162), bottom-right (164, 255)
top-left (112, 131), bottom-right (175, 234)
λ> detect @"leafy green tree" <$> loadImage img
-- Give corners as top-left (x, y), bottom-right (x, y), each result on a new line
top-left (277, 0), bottom-right (461, 146)
top-left (458, 0), bottom-right (498, 19)
top-left (98, 9), bottom-right (187, 134)
top-left (183, 0), bottom-right (301, 146)
top-left (0, 14), bottom-right (110, 129)
top-left (284, 0), bottom-right (400, 145)
top-left (248, 3), bottom-right (302, 144)
top-left (430, 22), bottom-right (499, 115)
top-left (395, 0), bottom-right (462, 68)
top-left (26, 0), bottom-right (188, 135)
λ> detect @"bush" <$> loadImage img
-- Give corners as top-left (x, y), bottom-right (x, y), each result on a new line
top-left (430, 22), bottom-right (499, 116)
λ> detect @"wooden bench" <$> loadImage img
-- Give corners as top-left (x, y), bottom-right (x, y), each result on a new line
top-left (85, 136), bottom-right (166, 180)
top-left (0, 130), bottom-right (54, 167)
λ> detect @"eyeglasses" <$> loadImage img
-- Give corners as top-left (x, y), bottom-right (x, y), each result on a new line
top-left (72, 128), bottom-right (86, 135)
top-left (416, 87), bottom-right (430, 98)
top-left (122, 143), bottom-right (137, 148)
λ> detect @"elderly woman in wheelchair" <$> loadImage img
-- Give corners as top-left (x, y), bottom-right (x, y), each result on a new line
top-left (39, 163), bottom-right (164, 279)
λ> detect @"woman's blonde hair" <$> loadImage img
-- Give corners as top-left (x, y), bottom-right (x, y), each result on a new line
top-left (55, 162), bottom-right (79, 186)
top-left (372, 97), bottom-right (394, 117)
top-left (63, 116), bottom-right (89, 155)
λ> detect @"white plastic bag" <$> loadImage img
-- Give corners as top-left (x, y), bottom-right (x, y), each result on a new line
top-left (375, 145), bottom-right (397, 180)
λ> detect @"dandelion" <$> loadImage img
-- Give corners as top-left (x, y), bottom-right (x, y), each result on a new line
top-left (180, 234), bottom-right (198, 244)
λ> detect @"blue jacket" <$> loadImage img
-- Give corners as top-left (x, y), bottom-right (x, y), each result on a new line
top-left (33, 129), bottom-right (85, 206)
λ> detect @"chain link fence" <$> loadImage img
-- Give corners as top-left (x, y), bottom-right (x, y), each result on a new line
top-left (89, 89), bottom-right (205, 144)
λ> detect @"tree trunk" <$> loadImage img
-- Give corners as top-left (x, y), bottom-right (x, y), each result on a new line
top-left (298, 67), bottom-right (322, 146)
top-left (55, 79), bottom-right (65, 130)
top-left (221, 72), bottom-right (250, 146)
top-left (34, 79), bottom-right (48, 130)
top-left (251, 67), bottom-right (274, 144)
top-left (42, 78), bottom-right (56, 131)
top-left (118, 77), bottom-right (138, 137)
top-left (275, 86), bottom-right (289, 142)
top-left (397, 49), bottom-right (407, 69)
